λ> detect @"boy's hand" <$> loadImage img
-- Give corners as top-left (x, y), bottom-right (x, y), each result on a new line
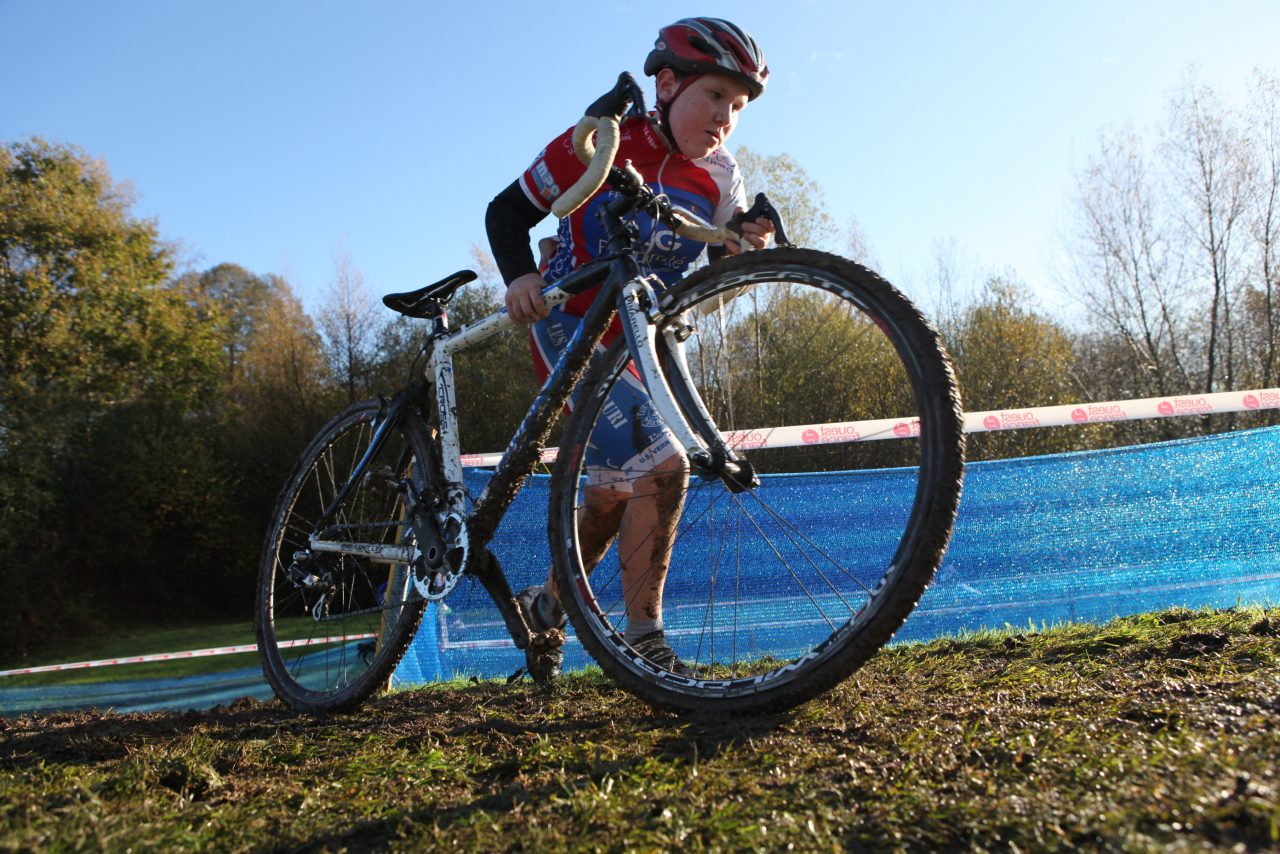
top-left (724, 214), bottom-right (775, 254)
top-left (506, 273), bottom-right (550, 324)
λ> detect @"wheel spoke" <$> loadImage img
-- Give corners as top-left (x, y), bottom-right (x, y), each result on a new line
top-left (550, 250), bottom-right (964, 713)
top-left (737, 483), bottom-right (870, 609)
top-left (258, 402), bottom-right (427, 711)
top-left (724, 488), bottom-right (839, 634)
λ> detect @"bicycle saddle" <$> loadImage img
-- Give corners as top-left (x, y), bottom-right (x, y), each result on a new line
top-left (382, 270), bottom-right (478, 318)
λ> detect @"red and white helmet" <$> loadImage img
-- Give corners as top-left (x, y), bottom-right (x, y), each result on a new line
top-left (644, 17), bottom-right (768, 100)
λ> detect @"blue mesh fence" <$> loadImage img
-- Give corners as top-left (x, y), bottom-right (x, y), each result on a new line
top-left (4, 425), bottom-right (1276, 715)
top-left (394, 424), bottom-right (1280, 686)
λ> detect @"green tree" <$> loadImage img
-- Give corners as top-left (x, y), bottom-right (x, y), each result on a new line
top-left (0, 138), bottom-right (225, 656)
top-left (688, 283), bottom-right (922, 472)
top-left (220, 274), bottom-right (331, 546)
top-left (177, 262), bottom-right (271, 389)
top-left (0, 139), bottom-right (219, 409)
top-left (734, 148), bottom-right (838, 250)
top-left (234, 274), bottom-right (328, 419)
top-left (948, 278), bottom-right (1083, 459)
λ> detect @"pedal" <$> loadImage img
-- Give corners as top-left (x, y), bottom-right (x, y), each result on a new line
top-left (426, 571), bottom-right (448, 597)
top-left (525, 628), bottom-right (566, 684)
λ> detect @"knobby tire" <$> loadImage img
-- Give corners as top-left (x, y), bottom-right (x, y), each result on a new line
top-left (256, 400), bottom-right (429, 713)
top-left (548, 248), bottom-right (965, 714)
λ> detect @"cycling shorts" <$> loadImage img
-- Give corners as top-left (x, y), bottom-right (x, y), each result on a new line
top-left (530, 307), bottom-right (678, 493)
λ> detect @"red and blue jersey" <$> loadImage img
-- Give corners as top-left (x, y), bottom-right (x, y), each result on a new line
top-left (518, 113), bottom-right (746, 316)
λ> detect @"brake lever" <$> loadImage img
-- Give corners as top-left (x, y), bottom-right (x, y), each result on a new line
top-left (726, 192), bottom-right (793, 248)
top-left (584, 71), bottom-right (648, 121)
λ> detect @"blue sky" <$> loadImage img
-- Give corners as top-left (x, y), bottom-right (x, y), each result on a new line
top-left (3, 1), bottom-right (1278, 318)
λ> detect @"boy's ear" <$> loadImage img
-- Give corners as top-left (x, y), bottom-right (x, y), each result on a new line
top-left (655, 67), bottom-right (678, 102)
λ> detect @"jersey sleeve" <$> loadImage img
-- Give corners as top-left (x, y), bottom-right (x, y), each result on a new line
top-left (710, 150), bottom-right (749, 228)
top-left (518, 125), bottom-right (590, 214)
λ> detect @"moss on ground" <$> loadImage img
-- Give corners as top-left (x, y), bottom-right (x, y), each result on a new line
top-left (2, 606), bottom-right (1278, 851)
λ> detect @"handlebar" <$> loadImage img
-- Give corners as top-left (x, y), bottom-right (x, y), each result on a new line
top-left (550, 72), bottom-right (643, 219)
top-left (550, 73), bottom-right (792, 251)
top-left (549, 115), bottom-right (621, 219)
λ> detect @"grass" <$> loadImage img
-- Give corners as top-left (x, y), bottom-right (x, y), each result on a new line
top-left (1, 619), bottom-right (258, 668)
top-left (0, 616), bottom-right (372, 688)
top-left (2, 606), bottom-right (1279, 851)
top-left (0, 620), bottom-right (261, 687)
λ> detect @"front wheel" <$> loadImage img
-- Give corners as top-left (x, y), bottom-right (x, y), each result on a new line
top-left (256, 399), bottom-right (429, 713)
top-left (549, 248), bottom-right (965, 714)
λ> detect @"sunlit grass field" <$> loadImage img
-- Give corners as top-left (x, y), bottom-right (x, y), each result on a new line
top-left (2, 606), bottom-right (1278, 851)
top-left (0, 621), bottom-right (261, 687)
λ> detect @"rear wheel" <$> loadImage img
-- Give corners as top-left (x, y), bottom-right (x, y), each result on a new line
top-left (256, 400), bottom-right (429, 713)
top-left (549, 248), bottom-right (965, 713)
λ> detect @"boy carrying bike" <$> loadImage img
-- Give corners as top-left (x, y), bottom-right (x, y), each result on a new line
top-left (485, 17), bottom-right (775, 679)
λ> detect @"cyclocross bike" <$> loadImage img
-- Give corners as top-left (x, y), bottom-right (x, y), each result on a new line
top-left (255, 73), bottom-right (966, 715)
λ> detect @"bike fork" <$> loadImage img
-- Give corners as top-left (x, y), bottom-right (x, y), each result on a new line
top-left (617, 280), bottom-right (759, 492)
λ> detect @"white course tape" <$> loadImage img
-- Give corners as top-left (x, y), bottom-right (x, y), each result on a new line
top-left (0, 634), bottom-right (373, 678)
top-left (7, 387), bottom-right (1276, 678)
top-left (461, 387), bottom-right (1280, 467)
top-left (962, 388), bottom-right (1280, 434)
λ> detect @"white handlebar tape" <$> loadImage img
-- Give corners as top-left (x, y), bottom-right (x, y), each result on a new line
top-left (552, 116), bottom-right (621, 219)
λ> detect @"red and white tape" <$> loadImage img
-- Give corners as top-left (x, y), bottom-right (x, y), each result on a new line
top-left (963, 388), bottom-right (1280, 433)
top-left (461, 387), bottom-right (1280, 467)
top-left (0, 634), bottom-right (372, 678)
top-left (5, 386), bottom-right (1275, 678)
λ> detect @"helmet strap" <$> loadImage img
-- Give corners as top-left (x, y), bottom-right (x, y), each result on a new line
top-left (656, 72), bottom-right (702, 156)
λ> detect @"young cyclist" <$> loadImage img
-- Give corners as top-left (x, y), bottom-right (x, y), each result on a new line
top-left (485, 17), bottom-right (775, 678)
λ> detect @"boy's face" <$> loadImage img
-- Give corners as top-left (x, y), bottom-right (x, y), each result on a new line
top-left (657, 70), bottom-right (752, 159)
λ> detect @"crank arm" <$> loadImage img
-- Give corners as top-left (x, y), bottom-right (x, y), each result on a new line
top-left (307, 537), bottom-right (415, 564)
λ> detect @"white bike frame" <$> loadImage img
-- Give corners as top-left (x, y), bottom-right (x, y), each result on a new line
top-left (421, 273), bottom-right (718, 590)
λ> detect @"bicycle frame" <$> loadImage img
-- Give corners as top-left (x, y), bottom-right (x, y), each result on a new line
top-left (434, 260), bottom-right (735, 553)
top-left (258, 72), bottom-right (966, 714)
top-left (302, 204), bottom-right (749, 652)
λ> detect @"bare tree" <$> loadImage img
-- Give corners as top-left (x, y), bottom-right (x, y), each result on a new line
top-left (846, 216), bottom-right (877, 268)
top-left (1070, 128), bottom-right (1191, 400)
top-left (319, 247), bottom-right (379, 403)
top-left (923, 237), bottom-right (978, 344)
top-left (1066, 68), bottom-right (1280, 439)
top-left (1163, 73), bottom-right (1254, 399)
top-left (1246, 71), bottom-right (1280, 392)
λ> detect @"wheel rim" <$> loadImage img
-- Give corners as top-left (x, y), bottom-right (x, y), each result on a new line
top-left (261, 408), bottom-right (423, 702)
top-left (555, 257), bottom-right (962, 703)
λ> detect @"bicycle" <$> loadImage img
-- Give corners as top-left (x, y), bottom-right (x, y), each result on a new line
top-left (255, 73), bottom-right (966, 715)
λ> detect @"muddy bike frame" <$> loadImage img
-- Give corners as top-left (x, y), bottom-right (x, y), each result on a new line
top-left (300, 170), bottom-right (768, 660)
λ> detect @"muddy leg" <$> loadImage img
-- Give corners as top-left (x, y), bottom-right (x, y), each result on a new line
top-left (616, 453), bottom-right (689, 625)
top-left (544, 485), bottom-right (626, 598)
